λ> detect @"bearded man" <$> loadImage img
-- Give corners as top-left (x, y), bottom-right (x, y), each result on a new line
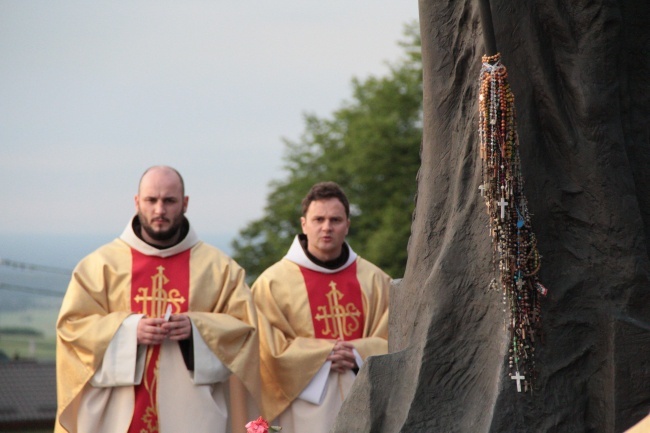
top-left (55, 166), bottom-right (259, 433)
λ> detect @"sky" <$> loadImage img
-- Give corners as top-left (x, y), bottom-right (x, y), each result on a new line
top-left (0, 1), bottom-right (419, 268)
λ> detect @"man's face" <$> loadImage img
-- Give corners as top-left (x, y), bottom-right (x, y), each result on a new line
top-left (135, 168), bottom-right (188, 246)
top-left (301, 198), bottom-right (350, 262)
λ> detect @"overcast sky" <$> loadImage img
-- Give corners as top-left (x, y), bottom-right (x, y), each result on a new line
top-left (0, 1), bottom-right (419, 265)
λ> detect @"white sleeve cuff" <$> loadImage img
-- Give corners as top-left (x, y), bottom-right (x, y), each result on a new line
top-left (90, 314), bottom-right (145, 387)
top-left (297, 360), bottom-right (331, 405)
top-left (353, 348), bottom-right (364, 369)
top-left (191, 322), bottom-right (231, 385)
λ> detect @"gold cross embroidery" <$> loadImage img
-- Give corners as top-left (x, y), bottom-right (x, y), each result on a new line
top-left (134, 265), bottom-right (186, 317)
top-left (314, 281), bottom-right (361, 339)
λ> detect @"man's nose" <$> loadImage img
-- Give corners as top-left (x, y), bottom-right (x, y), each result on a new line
top-left (154, 201), bottom-right (166, 214)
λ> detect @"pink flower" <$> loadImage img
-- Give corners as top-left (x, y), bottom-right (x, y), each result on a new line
top-left (246, 417), bottom-right (270, 433)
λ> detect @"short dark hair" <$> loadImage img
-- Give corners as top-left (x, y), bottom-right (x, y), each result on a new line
top-left (301, 181), bottom-right (350, 217)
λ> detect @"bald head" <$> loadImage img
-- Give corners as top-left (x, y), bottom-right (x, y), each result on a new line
top-left (138, 166), bottom-right (185, 196)
top-left (135, 166), bottom-right (188, 246)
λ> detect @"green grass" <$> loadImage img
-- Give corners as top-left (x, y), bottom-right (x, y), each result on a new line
top-left (0, 307), bottom-right (58, 337)
top-left (0, 333), bottom-right (56, 361)
top-left (0, 306), bottom-right (58, 361)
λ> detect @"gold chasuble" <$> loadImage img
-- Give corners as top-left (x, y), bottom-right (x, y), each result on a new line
top-left (252, 235), bottom-right (390, 431)
top-left (55, 218), bottom-right (260, 433)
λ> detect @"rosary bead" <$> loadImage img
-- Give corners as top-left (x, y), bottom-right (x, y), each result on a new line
top-left (479, 54), bottom-right (547, 392)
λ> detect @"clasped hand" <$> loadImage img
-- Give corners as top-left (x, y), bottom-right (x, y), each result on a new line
top-left (327, 340), bottom-right (357, 373)
top-left (137, 314), bottom-right (191, 345)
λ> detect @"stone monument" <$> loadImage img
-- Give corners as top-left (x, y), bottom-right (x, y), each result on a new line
top-left (333, 0), bottom-right (650, 431)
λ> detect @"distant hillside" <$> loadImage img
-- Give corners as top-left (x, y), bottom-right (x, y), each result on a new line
top-left (0, 326), bottom-right (56, 361)
top-left (0, 327), bottom-right (44, 337)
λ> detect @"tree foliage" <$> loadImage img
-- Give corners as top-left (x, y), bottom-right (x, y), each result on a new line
top-left (232, 22), bottom-right (422, 280)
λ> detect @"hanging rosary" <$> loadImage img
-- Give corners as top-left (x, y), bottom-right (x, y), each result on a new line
top-left (478, 52), bottom-right (548, 393)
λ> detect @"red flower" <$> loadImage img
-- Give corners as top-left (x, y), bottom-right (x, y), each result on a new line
top-left (246, 416), bottom-right (270, 433)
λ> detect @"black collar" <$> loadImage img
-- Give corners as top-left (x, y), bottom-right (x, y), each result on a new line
top-left (297, 234), bottom-right (350, 270)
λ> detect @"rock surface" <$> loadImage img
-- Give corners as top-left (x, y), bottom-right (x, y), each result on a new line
top-left (333, 0), bottom-right (650, 431)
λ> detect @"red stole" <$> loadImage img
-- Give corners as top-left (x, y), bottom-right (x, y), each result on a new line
top-left (128, 249), bottom-right (190, 433)
top-left (300, 262), bottom-right (365, 341)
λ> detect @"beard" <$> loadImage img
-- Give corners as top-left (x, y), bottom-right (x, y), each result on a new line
top-left (138, 212), bottom-right (184, 243)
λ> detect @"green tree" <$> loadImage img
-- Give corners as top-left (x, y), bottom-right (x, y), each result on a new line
top-left (232, 22), bottom-right (422, 280)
